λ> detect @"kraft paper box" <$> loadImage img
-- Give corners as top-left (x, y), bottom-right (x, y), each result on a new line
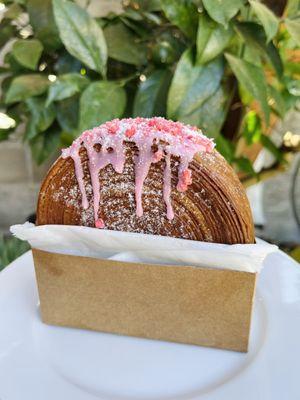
top-left (11, 223), bottom-right (277, 353)
top-left (32, 248), bottom-right (256, 352)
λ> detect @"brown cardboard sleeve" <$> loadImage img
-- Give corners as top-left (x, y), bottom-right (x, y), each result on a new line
top-left (32, 248), bottom-right (257, 352)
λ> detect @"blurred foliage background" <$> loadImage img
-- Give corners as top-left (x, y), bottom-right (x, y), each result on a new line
top-left (0, 0), bottom-right (299, 266)
top-left (0, 234), bottom-right (29, 271)
top-left (0, 0), bottom-right (299, 171)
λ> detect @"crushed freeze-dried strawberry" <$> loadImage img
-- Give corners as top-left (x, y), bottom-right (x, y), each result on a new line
top-left (125, 126), bottom-right (136, 138)
top-left (95, 219), bottom-right (105, 229)
top-left (177, 169), bottom-right (192, 192)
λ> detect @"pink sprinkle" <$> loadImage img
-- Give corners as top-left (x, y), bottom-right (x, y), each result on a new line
top-left (125, 126), bottom-right (136, 138)
top-left (107, 120), bottom-right (119, 134)
top-left (148, 119), bottom-right (157, 127)
top-left (172, 126), bottom-right (182, 136)
top-left (95, 218), bottom-right (105, 229)
top-left (135, 117), bottom-right (143, 124)
top-left (177, 169), bottom-right (192, 192)
top-left (81, 130), bottom-right (92, 140)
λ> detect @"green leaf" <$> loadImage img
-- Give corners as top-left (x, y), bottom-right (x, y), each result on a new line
top-left (202, 0), bottom-right (242, 27)
top-left (122, 8), bottom-right (144, 22)
top-left (5, 75), bottom-right (49, 104)
top-left (179, 85), bottom-right (228, 137)
top-left (243, 44), bottom-right (262, 66)
top-left (285, 61), bottom-right (300, 75)
top-left (281, 87), bottom-right (300, 111)
top-left (161, 0), bottom-right (198, 38)
top-left (167, 48), bottom-right (224, 119)
top-left (0, 20), bottom-right (16, 48)
top-left (30, 127), bottom-right (61, 165)
top-left (197, 14), bottom-right (233, 64)
top-left (53, 0), bottom-right (107, 76)
top-left (56, 95), bottom-right (80, 132)
top-left (260, 134), bottom-right (283, 162)
top-left (285, 17), bottom-right (300, 46)
top-left (285, 0), bottom-right (300, 17)
top-left (142, 11), bottom-right (163, 25)
top-left (268, 85), bottom-right (286, 118)
top-left (135, 0), bottom-right (162, 11)
top-left (196, 14), bottom-right (214, 61)
top-left (133, 69), bottom-right (171, 117)
top-left (54, 52), bottom-right (82, 74)
top-left (242, 110), bottom-right (262, 145)
top-left (79, 81), bottom-right (126, 130)
top-left (234, 156), bottom-right (257, 177)
top-left (46, 73), bottom-right (89, 106)
top-left (225, 53), bottom-right (270, 124)
top-left (104, 22), bottom-right (146, 66)
top-left (215, 134), bottom-right (235, 162)
top-left (235, 22), bottom-right (283, 77)
top-left (3, 3), bottom-right (23, 20)
top-left (120, 15), bottom-right (149, 37)
top-left (12, 39), bottom-right (43, 70)
top-left (27, 0), bottom-right (61, 50)
top-left (249, 0), bottom-right (279, 42)
top-left (25, 97), bottom-right (56, 140)
top-left (8, 0), bottom-right (26, 5)
top-left (152, 39), bottom-right (179, 65)
top-left (25, 119), bottom-right (38, 141)
top-left (3, 53), bottom-right (24, 74)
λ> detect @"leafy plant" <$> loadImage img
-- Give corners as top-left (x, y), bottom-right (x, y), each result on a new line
top-left (0, 235), bottom-right (30, 271)
top-left (0, 0), bottom-right (299, 178)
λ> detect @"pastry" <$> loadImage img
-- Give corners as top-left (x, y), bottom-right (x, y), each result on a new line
top-left (36, 117), bottom-right (254, 244)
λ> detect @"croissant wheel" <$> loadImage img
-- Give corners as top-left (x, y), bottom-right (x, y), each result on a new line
top-left (37, 117), bottom-right (254, 244)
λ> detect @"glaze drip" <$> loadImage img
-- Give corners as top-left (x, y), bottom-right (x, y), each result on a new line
top-left (62, 117), bottom-right (214, 228)
top-left (163, 152), bottom-right (174, 220)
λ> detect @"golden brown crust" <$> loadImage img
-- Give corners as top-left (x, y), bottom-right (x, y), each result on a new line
top-left (36, 144), bottom-right (254, 244)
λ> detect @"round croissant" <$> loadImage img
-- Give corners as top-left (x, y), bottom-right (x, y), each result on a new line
top-left (37, 118), bottom-right (254, 244)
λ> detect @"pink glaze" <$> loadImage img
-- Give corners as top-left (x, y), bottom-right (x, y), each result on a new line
top-left (163, 153), bottom-right (174, 220)
top-left (95, 218), bottom-right (105, 229)
top-left (62, 117), bottom-right (214, 227)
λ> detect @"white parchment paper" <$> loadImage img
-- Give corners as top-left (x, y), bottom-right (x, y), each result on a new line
top-left (11, 223), bottom-right (277, 273)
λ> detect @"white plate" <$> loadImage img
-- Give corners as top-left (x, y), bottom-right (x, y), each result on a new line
top-left (0, 249), bottom-right (299, 400)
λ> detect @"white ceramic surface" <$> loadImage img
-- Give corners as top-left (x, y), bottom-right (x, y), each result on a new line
top-left (0, 250), bottom-right (299, 400)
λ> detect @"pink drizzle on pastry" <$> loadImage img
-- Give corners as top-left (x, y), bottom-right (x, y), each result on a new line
top-left (62, 117), bottom-right (214, 228)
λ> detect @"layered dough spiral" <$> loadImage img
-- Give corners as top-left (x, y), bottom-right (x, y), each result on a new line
top-left (37, 118), bottom-right (254, 244)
